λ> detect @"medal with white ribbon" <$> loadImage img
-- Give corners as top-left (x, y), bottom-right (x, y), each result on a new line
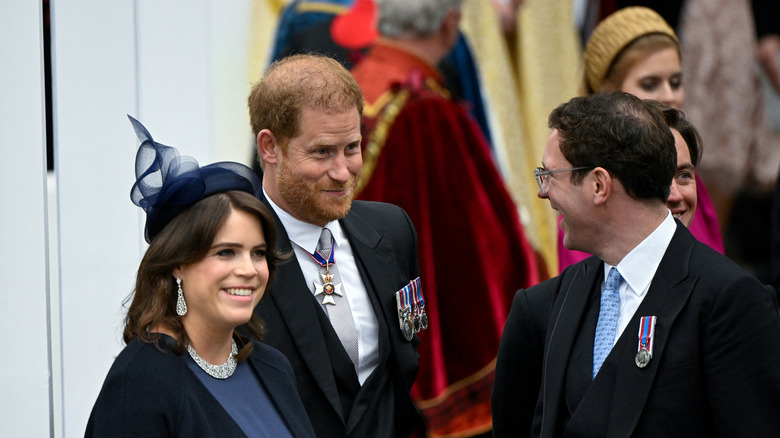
top-left (635, 316), bottom-right (656, 368)
top-left (308, 238), bottom-right (343, 306)
top-left (410, 282), bottom-right (421, 333)
top-left (410, 277), bottom-right (427, 330)
top-left (395, 285), bottom-right (414, 341)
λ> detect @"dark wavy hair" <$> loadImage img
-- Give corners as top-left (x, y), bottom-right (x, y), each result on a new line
top-left (548, 91), bottom-right (676, 203)
top-left (123, 191), bottom-right (282, 361)
top-left (645, 100), bottom-right (703, 167)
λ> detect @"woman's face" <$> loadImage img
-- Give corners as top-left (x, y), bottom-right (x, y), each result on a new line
top-left (620, 47), bottom-right (684, 109)
top-left (667, 128), bottom-right (697, 227)
top-left (174, 207), bottom-right (269, 334)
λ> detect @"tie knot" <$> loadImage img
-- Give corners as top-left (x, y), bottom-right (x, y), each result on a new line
top-left (605, 267), bottom-right (622, 291)
top-left (318, 228), bottom-right (333, 253)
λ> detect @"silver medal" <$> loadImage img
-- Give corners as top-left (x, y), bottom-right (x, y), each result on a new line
top-left (635, 348), bottom-right (651, 368)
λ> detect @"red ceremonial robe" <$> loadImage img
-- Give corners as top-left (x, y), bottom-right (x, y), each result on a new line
top-left (351, 42), bottom-right (540, 437)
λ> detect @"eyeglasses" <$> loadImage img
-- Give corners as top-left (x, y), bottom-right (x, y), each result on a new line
top-left (534, 166), bottom-right (591, 195)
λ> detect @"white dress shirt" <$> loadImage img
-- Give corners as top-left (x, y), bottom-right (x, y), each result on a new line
top-left (603, 210), bottom-right (677, 345)
top-left (264, 190), bottom-right (379, 385)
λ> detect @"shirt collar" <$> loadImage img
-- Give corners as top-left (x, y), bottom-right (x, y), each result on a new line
top-left (604, 210), bottom-right (677, 297)
top-left (263, 187), bottom-right (346, 254)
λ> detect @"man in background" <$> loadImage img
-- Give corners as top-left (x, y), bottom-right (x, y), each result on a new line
top-left (350, 0), bottom-right (539, 435)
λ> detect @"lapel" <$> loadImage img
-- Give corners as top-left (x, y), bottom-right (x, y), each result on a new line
top-left (262, 197), bottom-right (346, 423)
top-left (339, 209), bottom-right (402, 434)
top-left (248, 348), bottom-right (313, 438)
top-left (539, 257), bottom-right (602, 438)
top-left (564, 224), bottom-right (699, 438)
top-left (340, 209), bottom-right (403, 335)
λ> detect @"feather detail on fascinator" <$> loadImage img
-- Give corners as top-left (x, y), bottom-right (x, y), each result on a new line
top-left (128, 115), bottom-right (261, 243)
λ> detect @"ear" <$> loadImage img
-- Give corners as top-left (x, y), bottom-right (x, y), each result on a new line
top-left (257, 129), bottom-right (280, 165)
top-left (592, 167), bottom-right (612, 205)
top-left (172, 267), bottom-right (183, 280)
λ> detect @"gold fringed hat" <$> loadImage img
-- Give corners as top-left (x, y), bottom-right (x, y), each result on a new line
top-left (583, 6), bottom-right (678, 93)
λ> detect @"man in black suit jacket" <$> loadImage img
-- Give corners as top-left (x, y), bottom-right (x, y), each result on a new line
top-left (492, 91), bottom-right (780, 437)
top-left (247, 54), bottom-right (423, 437)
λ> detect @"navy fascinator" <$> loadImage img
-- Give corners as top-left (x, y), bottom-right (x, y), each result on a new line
top-left (128, 115), bottom-right (262, 243)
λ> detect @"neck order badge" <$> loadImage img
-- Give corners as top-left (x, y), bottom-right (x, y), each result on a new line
top-left (308, 233), bottom-right (344, 306)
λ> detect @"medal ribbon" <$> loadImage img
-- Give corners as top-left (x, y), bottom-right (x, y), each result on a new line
top-left (409, 282), bottom-right (419, 317)
top-left (403, 285), bottom-right (412, 314)
top-left (637, 316), bottom-right (656, 353)
top-left (306, 237), bottom-right (336, 268)
top-left (411, 277), bottom-right (423, 310)
top-left (396, 285), bottom-right (410, 315)
top-left (395, 290), bottom-right (406, 320)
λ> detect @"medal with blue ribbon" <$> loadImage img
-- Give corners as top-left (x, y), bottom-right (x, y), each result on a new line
top-left (635, 316), bottom-right (656, 368)
top-left (307, 237), bottom-right (343, 306)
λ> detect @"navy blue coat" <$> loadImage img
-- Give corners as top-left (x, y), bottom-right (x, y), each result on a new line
top-left (86, 335), bottom-right (315, 437)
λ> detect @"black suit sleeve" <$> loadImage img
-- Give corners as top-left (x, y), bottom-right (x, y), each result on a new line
top-left (771, 165), bottom-right (780, 296)
top-left (752, 0), bottom-right (780, 38)
top-left (702, 271), bottom-right (780, 435)
top-left (492, 283), bottom-right (556, 438)
top-left (86, 344), bottom-right (182, 437)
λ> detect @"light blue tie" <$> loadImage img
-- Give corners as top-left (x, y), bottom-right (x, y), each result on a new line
top-left (593, 267), bottom-right (622, 379)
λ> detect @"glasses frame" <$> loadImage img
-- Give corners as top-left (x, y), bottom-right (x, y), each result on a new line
top-left (534, 166), bottom-right (592, 195)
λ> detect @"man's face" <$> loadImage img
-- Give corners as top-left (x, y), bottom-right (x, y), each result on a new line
top-left (667, 128), bottom-right (697, 227)
top-left (538, 129), bottom-right (594, 253)
top-left (275, 105), bottom-right (362, 226)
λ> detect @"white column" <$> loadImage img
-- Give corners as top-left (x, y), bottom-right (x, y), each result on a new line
top-left (51, 1), bottom-right (142, 436)
top-left (0, 0), bottom-right (53, 437)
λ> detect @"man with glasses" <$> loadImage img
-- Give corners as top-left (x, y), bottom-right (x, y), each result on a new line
top-left (492, 91), bottom-right (780, 437)
top-left (534, 166), bottom-right (592, 195)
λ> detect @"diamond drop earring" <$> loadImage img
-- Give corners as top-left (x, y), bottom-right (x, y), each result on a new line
top-left (175, 277), bottom-right (187, 316)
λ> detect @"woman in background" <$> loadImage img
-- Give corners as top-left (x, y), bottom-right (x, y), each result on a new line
top-left (85, 117), bottom-right (315, 438)
top-left (652, 99), bottom-right (703, 230)
top-left (558, 6), bottom-right (723, 271)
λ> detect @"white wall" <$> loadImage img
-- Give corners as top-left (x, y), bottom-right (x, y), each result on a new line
top-left (0, 1), bottom-right (259, 436)
top-left (0, 1), bottom-right (53, 437)
top-left (51, 2), bottom-right (141, 437)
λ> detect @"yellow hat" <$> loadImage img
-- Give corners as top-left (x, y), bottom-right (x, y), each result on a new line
top-left (583, 7), bottom-right (678, 93)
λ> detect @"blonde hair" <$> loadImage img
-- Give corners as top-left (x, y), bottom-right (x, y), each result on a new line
top-left (582, 7), bottom-right (679, 94)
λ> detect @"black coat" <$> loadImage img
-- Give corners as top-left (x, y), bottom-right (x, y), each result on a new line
top-left (255, 198), bottom-right (423, 438)
top-left (494, 222), bottom-right (780, 437)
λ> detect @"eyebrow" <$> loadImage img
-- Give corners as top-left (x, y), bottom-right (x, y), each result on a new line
top-left (210, 242), bottom-right (267, 250)
top-left (308, 136), bottom-right (363, 148)
top-left (677, 162), bottom-right (694, 170)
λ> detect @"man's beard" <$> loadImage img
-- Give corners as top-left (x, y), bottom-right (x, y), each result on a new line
top-left (276, 159), bottom-right (358, 225)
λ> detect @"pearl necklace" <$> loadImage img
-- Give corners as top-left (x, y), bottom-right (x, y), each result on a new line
top-left (187, 339), bottom-right (238, 379)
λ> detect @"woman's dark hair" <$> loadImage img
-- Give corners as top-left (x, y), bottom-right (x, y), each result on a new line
top-left (643, 99), bottom-right (703, 167)
top-left (124, 190), bottom-right (282, 361)
top-left (661, 105), bottom-right (702, 167)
